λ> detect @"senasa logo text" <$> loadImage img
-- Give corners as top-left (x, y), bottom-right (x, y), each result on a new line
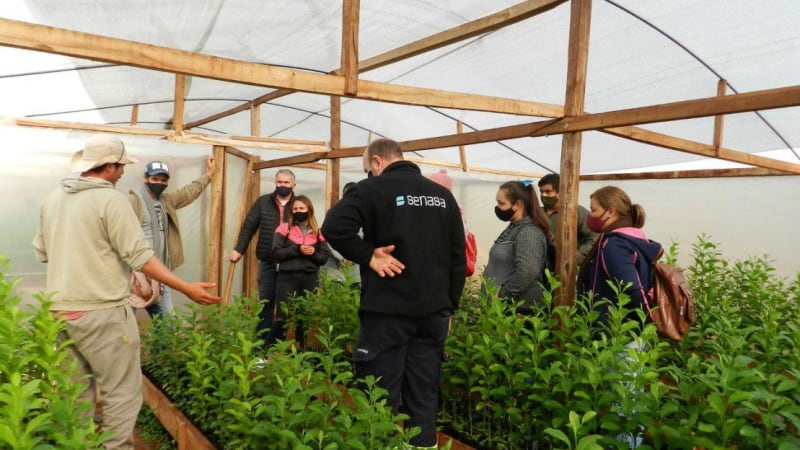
top-left (401, 194), bottom-right (447, 208)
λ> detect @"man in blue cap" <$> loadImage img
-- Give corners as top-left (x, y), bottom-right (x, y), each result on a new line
top-left (128, 156), bottom-right (216, 317)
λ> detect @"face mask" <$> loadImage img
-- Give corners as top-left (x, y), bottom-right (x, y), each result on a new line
top-left (292, 211), bottom-right (309, 223)
top-left (147, 182), bottom-right (167, 197)
top-left (494, 205), bottom-right (515, 222)
top-left (541, 196), bottom-right (557, 209)
top-left (275, 186), bottom-right (293, 197)
top-left (586, 213), bottom-right (606, 233)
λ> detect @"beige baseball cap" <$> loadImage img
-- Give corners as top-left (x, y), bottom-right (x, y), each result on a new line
top-left (71, 134), bottom-right (137, 172)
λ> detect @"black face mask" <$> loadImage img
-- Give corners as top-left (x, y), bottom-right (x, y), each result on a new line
top-left (147, 182), bottom-right (167, 197)
top-left (292, 212), bottom-right (309, 223)
top-left (494, 205), bottom-right (515, 222)
top-left (275, 186), bottom-right (293, 197)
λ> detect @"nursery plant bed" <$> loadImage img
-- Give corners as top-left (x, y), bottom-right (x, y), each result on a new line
top-left (142, 372), bottom-right (473, 449)
top-left (141, 374), bottom-right (216, 450)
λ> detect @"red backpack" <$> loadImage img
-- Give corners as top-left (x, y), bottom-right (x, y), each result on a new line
top-left (465, 230), bottom-right (478, 277)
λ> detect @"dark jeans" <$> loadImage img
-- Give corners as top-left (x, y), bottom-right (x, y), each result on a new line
top-left (265, 270), bottom-right (319, 348)
top-left (353, 310), bottom-right (450, 447)
top-left (256, 261), bottom-right (278, 347)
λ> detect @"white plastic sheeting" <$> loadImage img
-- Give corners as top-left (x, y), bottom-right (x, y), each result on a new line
top-left (1, 1), bottom-right (799, 304)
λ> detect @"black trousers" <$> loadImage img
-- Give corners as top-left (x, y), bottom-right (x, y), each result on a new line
top-left (354, 310), bottom-right (450, 447)
top-left (265, 270), bottom-right (319, 348)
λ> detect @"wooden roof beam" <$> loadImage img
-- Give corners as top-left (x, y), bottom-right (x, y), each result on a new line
top-left (329, 84), bottom-right (800, 174)
top-left (581, 167), bottom-right (796, 180)
top-left (185, 0), bottom-right (567, 129)
top-left (0, 18), bottom-right (561, 117)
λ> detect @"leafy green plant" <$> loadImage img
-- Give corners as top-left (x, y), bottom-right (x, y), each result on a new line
top-left (0, 256), bottom-right (108, 449)
top-left (142, 291), bottom-right (414, 449)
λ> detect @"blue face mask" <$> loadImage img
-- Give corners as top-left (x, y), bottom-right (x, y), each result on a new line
top-left (275, 186), bottom-right (293, 197)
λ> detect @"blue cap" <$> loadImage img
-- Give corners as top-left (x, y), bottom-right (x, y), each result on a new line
top-left (145, 161), bottom-right (170, 177)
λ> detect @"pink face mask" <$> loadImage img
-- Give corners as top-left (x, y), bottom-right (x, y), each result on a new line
top-left (586, 212), bottom-right (606, 233)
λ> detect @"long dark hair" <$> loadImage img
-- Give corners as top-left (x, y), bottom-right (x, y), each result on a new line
top-left (499, 180), bottom-right (553, 242)
top-left (287, 195), bottom-right (320, 234)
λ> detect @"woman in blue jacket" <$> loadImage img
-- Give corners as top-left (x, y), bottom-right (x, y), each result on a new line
top-left (268, 195), bottom-right (330, 348)
top-left (578, 185), bottom-right (662, 332)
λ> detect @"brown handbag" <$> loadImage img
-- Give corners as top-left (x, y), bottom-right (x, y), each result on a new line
top-left (128, 271), bottom-right (162, 308)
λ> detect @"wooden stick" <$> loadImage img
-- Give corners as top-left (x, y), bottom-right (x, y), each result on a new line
top-left (222, 261), bottom-right (236, 307)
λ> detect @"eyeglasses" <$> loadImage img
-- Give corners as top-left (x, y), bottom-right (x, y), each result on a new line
top-left (518, 179), bottom-right (533, 187)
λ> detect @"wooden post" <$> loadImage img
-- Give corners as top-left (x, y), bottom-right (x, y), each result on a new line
top-left (130, 104), bottom-right (139, 126)
top-left (554, 0), bottom-right (592, 306)
top-left (244, 161), bottom-right (261, 298)
top-left (250, 103), bottom-right (261, 136)
top-left (173, 74), bottom-right (185, 134)
top-left (713, 79), bottom-right (726, 156)
top-left (328, 95), bottom-right (342, 209)
top-left (457, 121), bottom-right (468, 171)
top-left (206, 145), bottom-right (226, 296)
top-left (341, 0), bottom-right (360, 97)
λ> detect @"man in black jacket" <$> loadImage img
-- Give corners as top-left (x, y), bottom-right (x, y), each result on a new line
top-left (322, 139), bottom-right (466, 449)
top-left (230, 169), bottom-right (295, 345)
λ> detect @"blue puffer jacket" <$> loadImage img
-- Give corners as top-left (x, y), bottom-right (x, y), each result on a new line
top-left (579, 226), bottom-right (662, 330)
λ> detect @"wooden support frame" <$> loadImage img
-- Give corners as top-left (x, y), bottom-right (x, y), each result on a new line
top-left (0, 18), bottom-right (562, 117)
top-left (207, 146), bottom-right (226, 296)
top-left (713, 79), bottom-right (726, 155)
top-left (341, 0), bottom-right (360, 97)
top-left (130, 104), bottom-right (139, 127)
top-left (173, 74), bottom-right (186, 135)
top-left (142, 375), bottom-right (215, 450)
top-left (185, 0), bottom-right (567, 129)
top-left (554, 0), bottom-right (592, 305)
top-left (580, 167), bottom-right (797, 180)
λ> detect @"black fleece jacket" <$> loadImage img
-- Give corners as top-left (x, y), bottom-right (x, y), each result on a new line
top-left (322, 161), bottom-right (466, 317)
top-left (234, 192), bottom-right (292, 262)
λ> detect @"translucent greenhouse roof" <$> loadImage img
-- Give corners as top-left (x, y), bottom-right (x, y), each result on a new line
top-left (2, 0), bottom-right (800, 174)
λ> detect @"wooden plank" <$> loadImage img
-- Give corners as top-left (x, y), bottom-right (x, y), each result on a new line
top-left (206, 146), bottom-right (225, 296)
top-left (603, 126), bottom-right (800, 174)
top-left (554, 0), bottom-right (592, 306)
top-left (534, 84), bottom-right (800, 136)
top-left (457, 121), bottom-right (468, 172)
top-left (186, 90), bottom-right (286, 130)
top-left (166, 135), bottom-right (327, 152)
top-left (355, 0), bottom-right (567, 74)
top-left (141, 376), bottom-right (216, 449)
top-left (222, 145), bottom-right (253, 160)
top-left (173, 74), bottom-right (186, 134)
top-left (244, 166), bottom-right (261, 298)
top-left (250, 104), bottom-right (260, 136)
top-left (580, 167), bottom-right (796, 180)
top-left (406, 156), bottom-right (548, 178)
top-left (0, 18), bottom-right (562, 117)
top-left (713, 79), bottom-right (726, 156)
top-left (341, 0), bottom-right (360, 96)
top-left (253, 152), bottom-right (328, 170)
top-left (186, 0), bottom-right (566, 130)
top-left (328, 95), bottom-right (342, 209)
top-left (15, 118), bottom-right (171, 136)
top-left (130, 104), bottom-right (139, 126)
top-left (295, 162), bottom-right (327, 170)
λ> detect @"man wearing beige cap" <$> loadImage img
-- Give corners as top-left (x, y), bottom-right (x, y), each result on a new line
top-left (32, 134), bottom-right (220, 450)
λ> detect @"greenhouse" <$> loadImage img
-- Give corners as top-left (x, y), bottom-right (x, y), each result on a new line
top-left (1, 0), bottom-right (799, 449)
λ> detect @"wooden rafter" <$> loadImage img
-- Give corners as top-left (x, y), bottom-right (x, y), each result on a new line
top-left (0, 18), bottom-right (562, 118)
top-left (185, 0), bottom-right (567, 129)
top-left (323, 85), bottom-right (800, 174)
top-left (341, 0), bottom-right (360, 97)
top-left (581, 168), bottom-right (796, 180)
